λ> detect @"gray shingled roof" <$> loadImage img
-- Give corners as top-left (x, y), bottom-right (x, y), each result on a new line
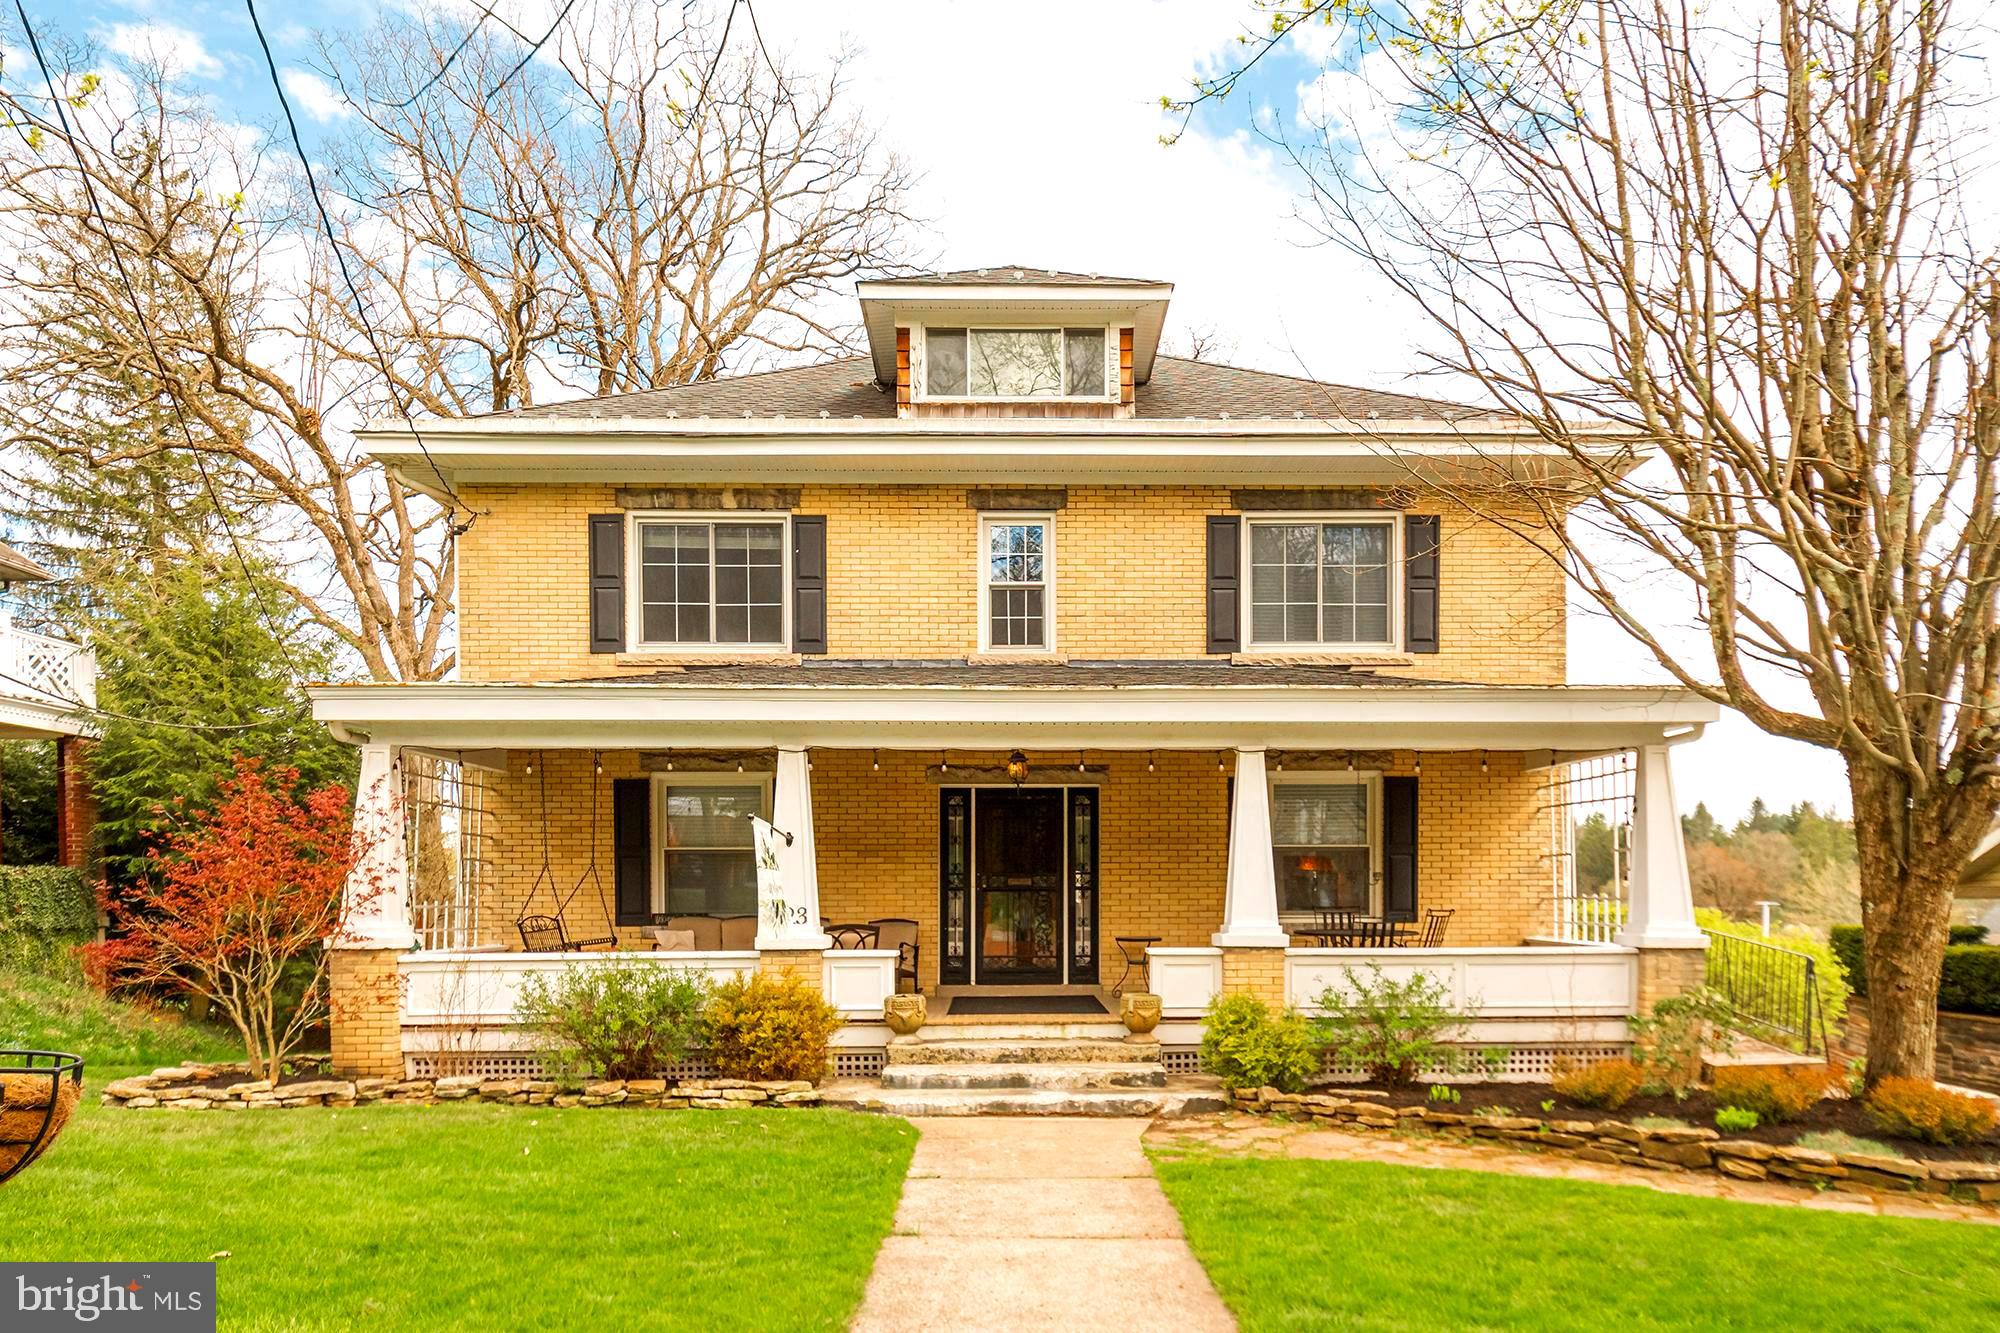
top-left (491, 355), bottom-right (1499, 424)
top-left (562, 660), bottom-right (1468, 688)
top-left (0, 540), bottom-right (52, 583)
top-left (874, 266), bottom-right (1167, 287)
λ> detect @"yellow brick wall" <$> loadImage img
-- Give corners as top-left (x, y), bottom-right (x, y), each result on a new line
top-left (328, 948), bottom-right (403, 1078)
top-left (454, 747), bottom-right (1554, 988)
top-left (455, 483), bottom-right (1565, 684)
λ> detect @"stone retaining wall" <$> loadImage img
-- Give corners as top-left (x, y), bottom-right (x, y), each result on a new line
top-left (1230, 1086), bottom-right (2000, 1203)
top-left (100, 1063), bottom-right (823, 1111)
top-left (1834, 997), bottom-right (2000, 1094)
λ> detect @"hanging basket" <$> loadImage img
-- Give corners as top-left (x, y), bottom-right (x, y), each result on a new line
top-left (0, 1051), bottom-right (85, 1185)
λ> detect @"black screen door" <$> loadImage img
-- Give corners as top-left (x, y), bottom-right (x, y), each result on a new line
top-left (975, 789), bottom-right (1065, 984)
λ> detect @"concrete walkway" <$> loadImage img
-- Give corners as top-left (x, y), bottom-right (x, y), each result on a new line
top-left (851, 1118), bottom-right (1235, 1332)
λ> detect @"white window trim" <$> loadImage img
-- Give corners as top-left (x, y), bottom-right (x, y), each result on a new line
top-left (1267, 769), bottom-right (1384, 921)
top-left (648, 770), bottom-right (775, 917)
top-left (914, 322), bottom-right (1118, 404)
top-left (1242, 511), bottom-right (1403, 653)
top-left (627, 510), bottom-right (791, 653)
top-left (977, 512), bottom-right (1058, 654)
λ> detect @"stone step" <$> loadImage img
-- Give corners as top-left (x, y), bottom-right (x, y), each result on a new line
top-left (920, 1018), bottom-right (1132, 1039)
top-left (880, 1061), bottom-right (1168, 1091)
top-left (823, 1081), bottom-right (1228, 1119)
top-left (886, 1037), bottom-right (1157, 1067)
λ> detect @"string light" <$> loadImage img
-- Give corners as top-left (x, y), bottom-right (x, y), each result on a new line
top-left (1217, 752), bottom-right (1225, 773)
top-left (871, 749), bottom-right (880, 772)
top-left (1480, 751), bottom-right (1489, 774)
top-left (593, 751), bottom-right (603, 775)
top-left (1077, 751), bottom-right (1085, 773)
top-left (1147, 750), bottom-right (1156, 773)
top-left (1414, 753), bottom-right (1423, 776)
top-left (1347, 753), bottom-right (1356, 772)
top-left (665, 749), bottom-right (674, 772)
top-left (941, 751), bottom-right (950, 773)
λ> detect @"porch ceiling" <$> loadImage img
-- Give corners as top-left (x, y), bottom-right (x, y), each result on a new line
top-left (310, 676), bottom-right (1715, 752)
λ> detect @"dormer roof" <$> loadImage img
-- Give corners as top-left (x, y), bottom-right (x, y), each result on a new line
top-left (0, 540), bottom-right (52, 584)
top-left (857, 266), bottom-right (1174, 386)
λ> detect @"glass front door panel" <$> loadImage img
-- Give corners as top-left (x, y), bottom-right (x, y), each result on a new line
top-left (975, 789), bottom-right (1064, 984)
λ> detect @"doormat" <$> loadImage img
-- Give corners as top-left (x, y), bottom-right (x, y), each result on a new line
top-left (946, 994), bottom-right (1110, 1016)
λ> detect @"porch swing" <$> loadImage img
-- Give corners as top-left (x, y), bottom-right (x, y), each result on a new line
top-left (514, 751), bottom-right (620, 952)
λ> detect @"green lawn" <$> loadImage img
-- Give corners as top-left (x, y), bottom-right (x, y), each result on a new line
top-left (1153, 1153), bottom-right (2000, 1331)
top-left (4, 1098), bottom-right (915, 1330)
top-left (1, 966), bottom-right (241, 1078)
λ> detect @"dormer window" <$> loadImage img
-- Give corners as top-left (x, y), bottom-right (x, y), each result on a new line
top-left (923, 327), bottom-right (1109, 399)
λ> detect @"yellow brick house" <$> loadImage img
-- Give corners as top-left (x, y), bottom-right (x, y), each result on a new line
top-left (312, 267), bottom-right (1717, 1096)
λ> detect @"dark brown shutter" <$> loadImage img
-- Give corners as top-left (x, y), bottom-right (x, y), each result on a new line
top-left (792, 515), bottom-right (828, 655)
top-left (1403, 514), bottom-right (1440, 654)
top-left (1206, 515), bottom-right (1241, 653)
top-left (612, 777), bottom-right (652, 925)
top-left (1383, 775), bottom-right (1419, 922)
top-left (589, 514), bottom-right (625, 654)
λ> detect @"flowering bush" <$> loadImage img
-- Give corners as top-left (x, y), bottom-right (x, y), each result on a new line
top-left (80, 759), bottom-right (369, 1083)
top-left (1863, 1078), bottom-right (1999, 1146)
top-left (1552, 1057), bottom-right (1646, 1110)
top-left (705, 975), bottom-right (843, 1084)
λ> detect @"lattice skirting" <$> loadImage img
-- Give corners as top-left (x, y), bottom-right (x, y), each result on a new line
top-left (405, 1049), bottom-right (890, 1081)
top-left (1317, 1043), bottom-right (1630, 1083)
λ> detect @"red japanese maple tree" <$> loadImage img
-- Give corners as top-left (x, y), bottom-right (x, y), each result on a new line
top-left (85, 759), bottom-right (384, 1083)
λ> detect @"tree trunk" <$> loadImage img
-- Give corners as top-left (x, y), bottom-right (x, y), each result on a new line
top-left (1848, 760), bottom-right (1987, 1085)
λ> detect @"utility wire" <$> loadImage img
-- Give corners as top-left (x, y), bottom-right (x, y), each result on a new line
top-left (10, 0), bottom-right (311, 691)
top-left (0, 668), bottom-right (282, 733)
top-left (245, 0), bottom-right (478, 533)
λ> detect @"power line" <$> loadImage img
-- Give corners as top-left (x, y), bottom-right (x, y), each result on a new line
top-left (245, 0), bottom-right (478, 535)
top-left (0, 669), bottom-right (282, 734)
top-left (10, 0), bottom-right (311, 691)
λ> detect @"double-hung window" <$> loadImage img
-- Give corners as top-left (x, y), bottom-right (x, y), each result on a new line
top-left (633, 516), bottom-right (786, 648)
top-left (1270, 776), bottom-right (1380, 917)
top-left (1247, 517), bottom-right (1397, 649)
top-left (981, 516), bottom-right (1053, 650)
top-left (656, 778), bottom-right (768, 916)
top-left (925, 327), bottom-right (1109, 399)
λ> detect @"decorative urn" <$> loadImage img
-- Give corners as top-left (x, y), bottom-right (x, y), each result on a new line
top-left (883, 993), bottom-right (927, 1036)
top-left (1120, 993), bottom-right (1162, 1039)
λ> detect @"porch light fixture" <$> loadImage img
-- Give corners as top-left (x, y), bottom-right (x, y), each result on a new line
top-left (1217, 752), bottom-right (1225, 773)
top-left (1414, 754), bottom-right (1423, 775)
top-left (1006, 751), bottom-right (1030, 786)
top-left (1481, 751), bottom-right (1489, 773)
top-left (593, 751), bottom-right (603, 775)
top-left (940, 751), bottom-right (950, 773)
top-left (1076, 752), bottom-right (1086, 773)
top-left (1147, 750), bottom-right (1156, 773)
top-left (872, 749), bottom-right (880, 772)
top-left (1347, 753), bottom-right (1356, 771)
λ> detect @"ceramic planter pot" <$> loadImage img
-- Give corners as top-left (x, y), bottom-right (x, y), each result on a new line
top-left (1120, 993), bottom-right (1162, 1037)
top-left (883, 993), bottom-right (927, 1036)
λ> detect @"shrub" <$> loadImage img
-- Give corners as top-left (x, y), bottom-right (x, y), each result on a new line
top-left (1832, 925), bottom-right (1998, 1014)
top-left (1310, 963), bottom-right (1473, 1085)
top-left (0, 866), bottom-right (96, 976)
top-left (1863, 1077), bottom-right (2000, 1147)
top-left (705, 975), bottom-right (843, 1084)
top-left (1199, 993), bottom-right (1321, 1092)
top-left (1552, 1057), bottom-right (1646, 1110)
top-left (1427, 1083), bottom-right (1460, 1104)
top-left (1708, 1064), bottom-right (1836, 1123)
top-left (1627, 987), bottom-right (1734, 1099)
top-left (1715, 1106), bottom-right (1760, 1133)
top-left (1696, 910), bottom-right (1850, 1039)
top-left (518, 961), bottom-right (714, 1083)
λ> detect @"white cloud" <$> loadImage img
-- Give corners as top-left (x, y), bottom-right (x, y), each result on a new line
top-left (102, 21), bottom-right (223, 79)
top-left (281, 69), bottom-right (351, 123)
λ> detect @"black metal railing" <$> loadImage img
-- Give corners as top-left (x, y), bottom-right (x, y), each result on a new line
top-left (1699, 928), bottom-right (1829, 1055)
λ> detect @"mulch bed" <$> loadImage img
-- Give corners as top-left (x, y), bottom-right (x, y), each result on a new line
top-left (1359, 1079), bottom-right (1999, 1164)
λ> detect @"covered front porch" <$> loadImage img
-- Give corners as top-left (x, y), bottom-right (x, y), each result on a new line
top-left (311, 671), bottom-right (1717, 1078)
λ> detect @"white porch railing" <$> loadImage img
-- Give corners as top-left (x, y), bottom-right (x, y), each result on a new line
top-left (399, 950), bottom-right (758, 1027)
top-left (1150, 946), bottom-right (1224, 1018)
top-left (0, 611), bottom-right (95, 709)
top-left (822, 950), bottom-right (898, 1017)
top-left (1284, 946), bottom-right (1638, 1017)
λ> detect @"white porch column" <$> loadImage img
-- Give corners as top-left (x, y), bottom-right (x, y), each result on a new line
top-left (1213, 746), bottom-right (1290, 948)
top-left (759, 746), bottom-right (832, 951)
top-left (1616, 742), bottom-right (1706, 949)
top-left (335, 741), bottom-right (416, 951)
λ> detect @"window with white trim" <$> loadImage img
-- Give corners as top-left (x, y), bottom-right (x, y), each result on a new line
top-left (924, 327), bottom-right (1108, 398)
top-left (656, 778), bottom-right (768, 916)
top-left (981, 516), bottom-right (1053, 650)
top-left (1247, 517), bottom-right (1397, 648)
top-left (632, 516), bottom-right (786, 648)
top-left (1270, 776), bottom-right (1381, 916)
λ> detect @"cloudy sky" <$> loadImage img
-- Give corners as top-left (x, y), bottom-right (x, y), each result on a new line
top-left (11, 0), bottom-right (1855, 820)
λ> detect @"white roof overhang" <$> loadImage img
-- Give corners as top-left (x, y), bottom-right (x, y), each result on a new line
top-left (0, 692), bottom-right (96, 740)
top-left (355, 417), bottom-right (1641, 501)
top-left (311, 681), bottom-right (1715, 753)
top-left (855, 280), bottom-right (1175, 383)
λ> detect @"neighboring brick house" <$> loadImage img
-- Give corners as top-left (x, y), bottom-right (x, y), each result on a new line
top-left (0, 540), bottom-right (97, 870)
top-left (310, 267), bottom-right (1716, 1082)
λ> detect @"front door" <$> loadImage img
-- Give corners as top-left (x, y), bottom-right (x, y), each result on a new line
top-left (975, 789), bottom-right (1064, 984)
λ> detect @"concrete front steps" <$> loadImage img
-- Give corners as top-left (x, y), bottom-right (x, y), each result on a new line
top-left (824, 1078), bottom-right (1229, 1119)
top-left (832, 1026), bottom-right (1225, 1117)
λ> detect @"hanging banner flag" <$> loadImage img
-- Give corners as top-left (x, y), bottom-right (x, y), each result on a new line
top-left (752, 815), bottom-right (797, 939)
